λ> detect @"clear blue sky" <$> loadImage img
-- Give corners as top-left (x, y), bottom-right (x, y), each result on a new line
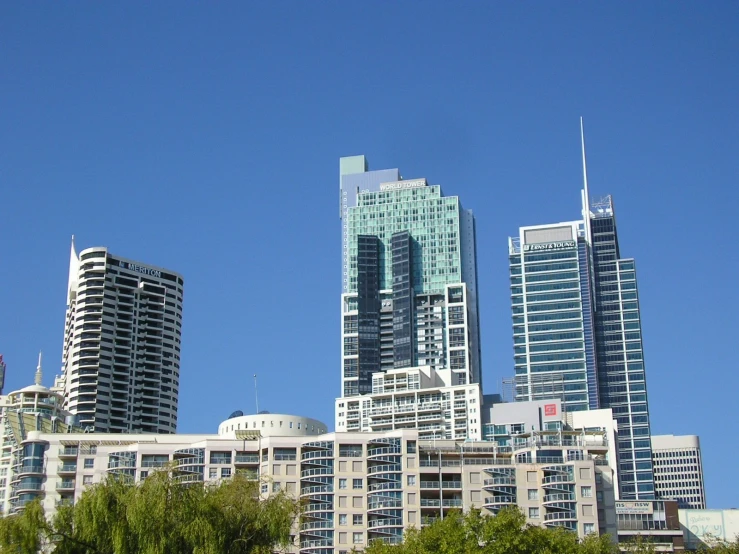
top-left (2, 3), bottom-right (737, 508)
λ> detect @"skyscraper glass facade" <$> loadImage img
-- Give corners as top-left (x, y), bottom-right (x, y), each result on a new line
top-left (510, 196), bottom-right (654, 500)
top-left (339, 158), bottom-right (481, 400)
top-left (590, 197), bottom-right (654, 500)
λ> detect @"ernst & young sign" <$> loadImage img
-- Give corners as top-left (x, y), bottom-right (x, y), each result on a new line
top-left (523, 240), bottom-right (576, 252)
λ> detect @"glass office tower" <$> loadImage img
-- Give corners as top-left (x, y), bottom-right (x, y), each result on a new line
top-left (509, 196), bottom-right (654, 500)
top-left (339, 156), bottom-right (481, 397)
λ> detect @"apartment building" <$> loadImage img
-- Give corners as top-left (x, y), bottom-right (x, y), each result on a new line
top-left (62, 239), bottom-right (184, 433)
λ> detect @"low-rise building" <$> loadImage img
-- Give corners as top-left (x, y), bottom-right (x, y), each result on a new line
top-left (14, 410), bottom-right (619, 552)
top-left (679, 509), bottom-right (739, 550)
top-left (616, 500), bottom-right (685, 552)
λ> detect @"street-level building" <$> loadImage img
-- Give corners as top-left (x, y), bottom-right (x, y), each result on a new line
top-left (617, 499), bottom-right (684, 552)
top-left (61, 239), bottom-right (184, 433)
top-left (679, 509), bottom-right (739, 550)
top-left (652, 435), bottom-right (706, 509)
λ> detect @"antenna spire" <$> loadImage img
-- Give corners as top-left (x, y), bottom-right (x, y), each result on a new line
top-left (254, 374), bottom-right (259, 414)
top-left (35, 352), bottom-right (43, 386)
top-left (580, 117), bottom-right (592, 243)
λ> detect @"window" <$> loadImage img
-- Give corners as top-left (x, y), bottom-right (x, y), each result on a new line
top-left (407, 440), bottom-right (417, 454)
top-left (339, 445), bottom-right (362, 458)
top-left (529, 507), bottom-right (540, 519)
top-left (353, 532), bottom-right (363, 544)
top-left (339, 514), bottom-right (347, 525)
top-left (273, 448), bottom-right (297, 461)
top-left (583, 523), bottom-right (595, 535)
top-left (581, 486), bottom-right (593, 498)
top-left (84, 458), bottom-right (94, 469)
top-left (272, 482), bottom-right (281, 493)
top-left (83, 475), bottom-right (93, 485)
top-left (353, 514), bottom-right (363, 525)
top-left (528, 489), bottom-right (539, 501)
top-left (261, 484), bottom-right (268, 494)
top-left (407, 475), bottom-right (416, 486)
top-left (89, 445), bottom-right (97, 455)
top-left (339, 478), bottom-right (347, 490)
top-left (140, 471), bottom-right (148, 479)
top-left (221, 468), bottom-right (232, 478)
top-left (209, 468), bottom-right (218, 479)
top-left (353, 479), bottom-right (363, 490)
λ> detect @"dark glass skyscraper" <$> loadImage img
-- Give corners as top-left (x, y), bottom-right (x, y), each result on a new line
top-left (509, 195), bottom-right (654, 500)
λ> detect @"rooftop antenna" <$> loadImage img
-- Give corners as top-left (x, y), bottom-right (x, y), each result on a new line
top-left (580, 117), bottom-right (592, 244)
top-left (35, 352), bottom-right (43, 386)
top-left (254, 374), bottom-right (259, 414)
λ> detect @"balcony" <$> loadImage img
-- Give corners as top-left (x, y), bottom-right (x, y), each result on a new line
top-left (59, 447), bottom-right (79, 458)
top-left (235, 454), bottom-right (260, 464)
top-left (484, 496), bottom-right (516, 505)
top-left (368, 518), bottom-right (402, 528)
top-left (301, 520), bottom-right (333, 531)
top-left (543, 493), bottom-right (575, 503)
top-left (544, 511), bottom-right (577, 522)
top-left (58, 464), bottom-right (78, 474)
top-left (57, 480), bottom-right (76, 491)
top-left (420, 498), bottom-right (463, 508)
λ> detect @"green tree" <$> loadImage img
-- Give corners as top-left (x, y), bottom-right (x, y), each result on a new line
top-left (364, 507), bottom-right (618, 554)
top-left (0, 470), bottom-right (300, 554)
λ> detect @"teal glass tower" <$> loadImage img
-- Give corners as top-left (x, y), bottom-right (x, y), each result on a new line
top-left (339, 156), bottom-right (481, 397)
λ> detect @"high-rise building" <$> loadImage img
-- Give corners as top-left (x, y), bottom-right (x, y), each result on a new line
top-left (337, 156), bottom-right (482, 440)
top-left (339, 156), bottom-right (480, 391)
top-left (61, 239), bottom-right (184, 434)
top-left (0, 355), bottom-right (5, 395)
top-left (652, 435), bottom-right (706, 509)
top-left (0, 354), bottom-right (79, 515)
top-left (508, 125), bottom-right (654, 500)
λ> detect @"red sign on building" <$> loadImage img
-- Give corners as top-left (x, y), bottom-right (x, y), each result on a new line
top-left (544, 404), bottom-right (557, 416)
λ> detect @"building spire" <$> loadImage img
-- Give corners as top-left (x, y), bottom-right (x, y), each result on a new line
top-left (67, 235), bottom-right (80, 306)
top-left (35, 352), bottom-right (43, 386)
top-left (580, 117), bottom-right (592, 243)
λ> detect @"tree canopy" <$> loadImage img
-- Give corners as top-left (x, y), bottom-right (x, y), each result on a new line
top-left (0, 471), bottom-right (300, 554)
top-left (364, 508), bottom-right (739, 554)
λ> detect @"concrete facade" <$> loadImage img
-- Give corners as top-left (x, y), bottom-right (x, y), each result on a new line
top-left (652, 435), bottom-right (706, 510)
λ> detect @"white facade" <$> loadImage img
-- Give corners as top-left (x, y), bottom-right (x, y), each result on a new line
top-left (652, 435), bottom-right (706, 509)
top-left (335, 366), bottom-right (483, 441)
top-left (679, 509), bottom-right (739, 549)
top-left (61, 240), bottom-right (184, 433)
top-left (13, 409), bottom-right (618, 552)
top-left (0, 356), bottom-right (78, 515)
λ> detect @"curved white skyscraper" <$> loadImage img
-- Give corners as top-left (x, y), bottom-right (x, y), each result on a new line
top-left (61, 239), bottom-right (184, 433)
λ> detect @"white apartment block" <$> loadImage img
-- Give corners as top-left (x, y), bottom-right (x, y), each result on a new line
top-left (652, 435), bottom-right (706, 509)
top-left (335, 366), bottom-right (483, 441)
top-left (62, 239), bottom-right (184, 433)
top-left (0, 357), bottom-right (78, 515)
top-left (9, 405), bottom-right (623, 553)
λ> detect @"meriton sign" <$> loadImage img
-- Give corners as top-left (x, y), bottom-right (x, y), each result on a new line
top-left (119, 260), bottom-right (162, 278)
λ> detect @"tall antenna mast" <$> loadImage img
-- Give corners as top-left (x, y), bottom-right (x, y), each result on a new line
top-left (580, 117), bottom-right (592, 243)
top-left (254, 374), bottom-right (259, 413)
